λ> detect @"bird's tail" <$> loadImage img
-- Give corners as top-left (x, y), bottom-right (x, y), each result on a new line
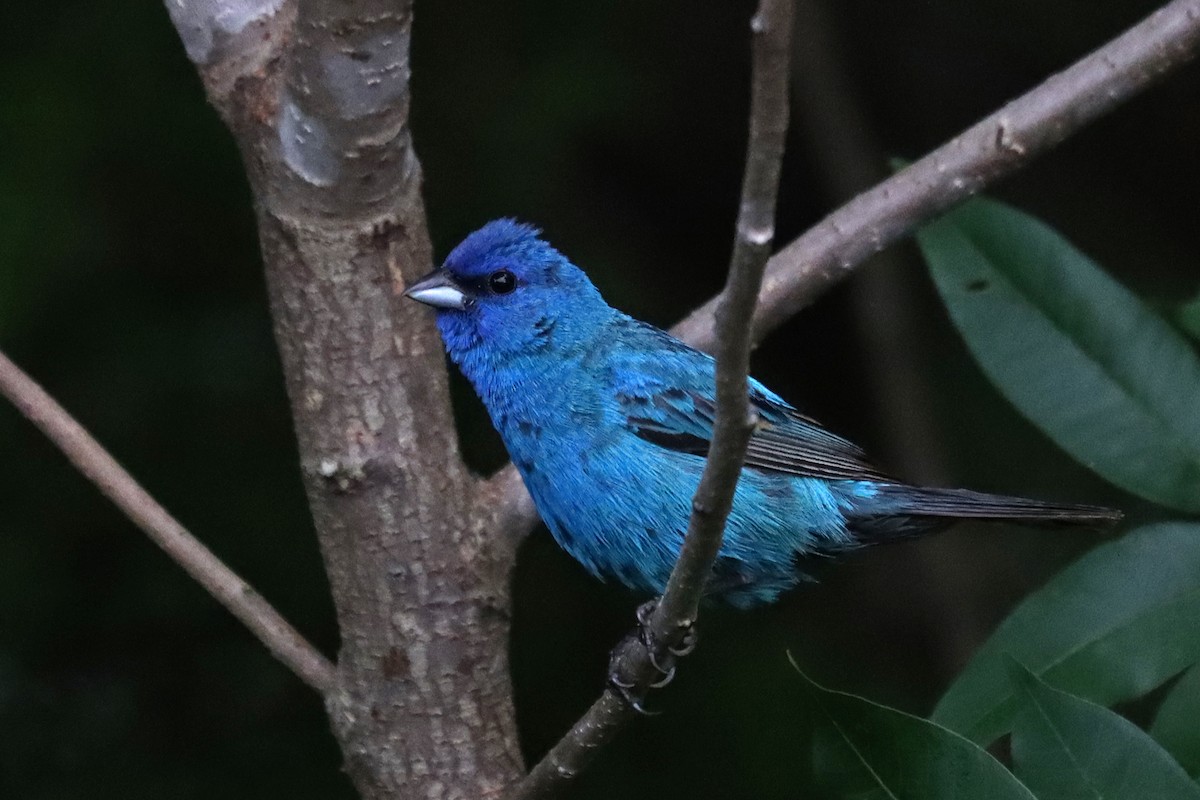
top-left (867, 484), bottom-right (1122, 530)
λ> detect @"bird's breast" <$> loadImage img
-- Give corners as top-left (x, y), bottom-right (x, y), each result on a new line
top-left (484, 360), bottom-right (604, 473)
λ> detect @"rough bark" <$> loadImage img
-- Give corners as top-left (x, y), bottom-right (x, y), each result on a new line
top-left (168, 1), bottom-right (523, 796)
top-left (256, 197), bottom-right (522, 798)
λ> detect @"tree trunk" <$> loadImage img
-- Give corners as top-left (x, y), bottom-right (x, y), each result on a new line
top-left (168, 1), bottom-right (525, 796)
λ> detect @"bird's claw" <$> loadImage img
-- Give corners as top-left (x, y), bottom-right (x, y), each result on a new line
top-left (608, 631), bottom-right (661, 715)
top-left (648, 664), bottom-right (676, 689)
top-left (669, 626), bottom-right (698, 658)
top-left (606, 672), bottom-right (660, 716)
top-left (605, 599), bottom-right (698, 713)
top-left (646, 645), bottom-right (672, 676)
top-left (635, 599), bottom-right (656, 630)
top-left (635, 599), bottom-right (698, 662)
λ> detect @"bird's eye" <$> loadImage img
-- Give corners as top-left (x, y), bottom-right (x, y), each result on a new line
top-left (488, 269), bottom-right (517, 295)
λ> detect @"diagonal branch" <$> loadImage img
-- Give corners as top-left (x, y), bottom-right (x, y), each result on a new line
top-left (677, 0), bottom-right (1200, 350)
top-left (507, 1), bottom-right (794, 796)
top-left (487, 0), bottom-right (1200, 543)
top-left (0, 350), bottom-right (337, 694)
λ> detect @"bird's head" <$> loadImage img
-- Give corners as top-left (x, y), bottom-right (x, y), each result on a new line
top-left (405, 219), bottom-right (609, 360)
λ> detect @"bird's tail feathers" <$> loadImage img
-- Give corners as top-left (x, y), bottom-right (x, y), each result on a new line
top-left (876, 485), bottom-right (1122, 529)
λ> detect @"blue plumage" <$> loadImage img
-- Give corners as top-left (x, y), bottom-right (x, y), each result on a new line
top-left (406, 220), bottom-right (1118, 608)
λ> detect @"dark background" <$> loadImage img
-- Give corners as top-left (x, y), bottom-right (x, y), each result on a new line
top-left (1, 1), bottom-right (1196, 797)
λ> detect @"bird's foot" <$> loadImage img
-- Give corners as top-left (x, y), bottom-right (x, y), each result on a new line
top-left (607, 669), bottom-right (660, 716)
top-left (605, 600), bottom-right (700, 714)
top-left (635, 600), bottom-right (698, 669)
top-left (606, 633), bottom-right (660, 716)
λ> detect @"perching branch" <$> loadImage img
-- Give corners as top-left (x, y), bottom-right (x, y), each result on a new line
top-left (508, 1), bottom-right (794, 796)
top-left (487, 0), bottom-right (1200, 543)
top-left (10, 0), bottom-right (1190, 794)
top-left (0, 350), bottom-right (336, 694)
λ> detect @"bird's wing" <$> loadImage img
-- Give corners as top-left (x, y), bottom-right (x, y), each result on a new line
top-left (611, 320), bottom-right (890, 482)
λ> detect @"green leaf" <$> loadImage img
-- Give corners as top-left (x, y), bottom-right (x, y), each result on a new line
top-left (1152, 664), bottom-right (1200, 778)
top-left (1008, 660), bottom-right (1200, 799)
top-left (812, 720), bottom-right (894, 800)
top-left (1175, 295), bottom-right (1200, 343)
top-left (916, 198), bottom-right (1200, 513)
top-left (796, 661), bottom-right (1036, 799)
top-left (933, 523), bottom-right (1200, 744)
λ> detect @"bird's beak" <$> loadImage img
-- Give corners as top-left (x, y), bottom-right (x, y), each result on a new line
top-left (404, 268), bottom-right (468, 310)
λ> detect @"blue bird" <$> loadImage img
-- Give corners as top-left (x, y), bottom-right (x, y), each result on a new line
top-left (406, 220), bottom-right (1120, 609)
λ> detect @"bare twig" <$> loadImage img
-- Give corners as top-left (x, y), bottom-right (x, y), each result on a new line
top-left (0, 350), bottom-right (337, 694)
top-left (507, 1), bottom-right (794, 796)
top-left (487, 0), bottom-right (1200, 543)
top-left (676, 0), bottom-right (1200, 350)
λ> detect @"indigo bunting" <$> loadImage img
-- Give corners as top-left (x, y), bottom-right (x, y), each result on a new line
top-left (406, 220), bottom-right (1119, 609)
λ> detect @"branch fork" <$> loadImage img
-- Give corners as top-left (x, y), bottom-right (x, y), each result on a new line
top-left (2, 1), bottom-right (1197, 799)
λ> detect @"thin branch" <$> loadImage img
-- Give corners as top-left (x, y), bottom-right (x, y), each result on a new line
top-left (487, 0), bottom-right (1200, 543)
top-left (508, 1), bottom-right (794, 796)
top-left (675, 0), bottom-right (1200, 350)
top-left (0, 350), bottom-right (337, 695)
top-left (648, 0), bottom-right (792, 657)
